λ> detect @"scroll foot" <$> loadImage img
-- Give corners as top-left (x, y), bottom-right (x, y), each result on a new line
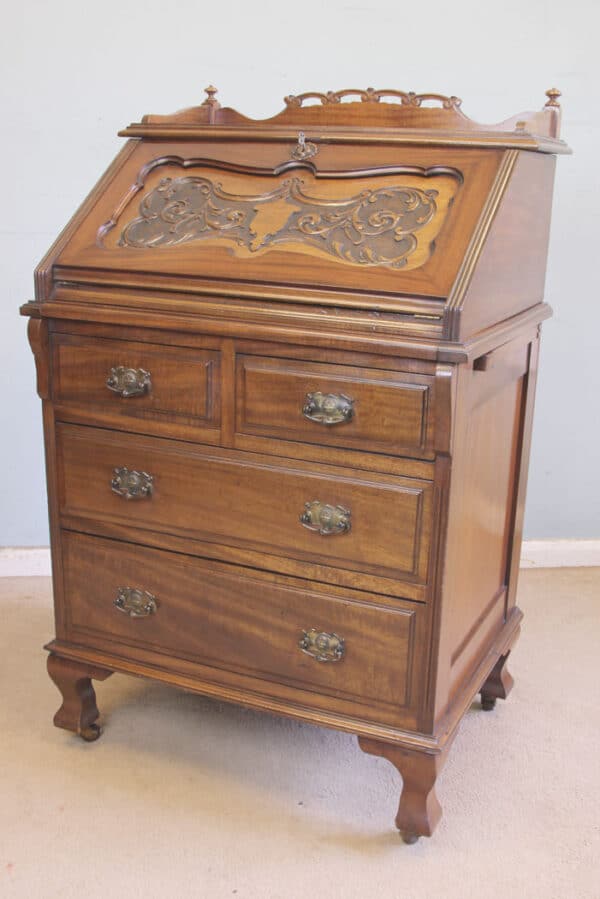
top-left (47, 654), bottom-right (113, 741)
top-left (480, 650), bottom-right (514, 711)
top-left (359, 737), bottom-right (451, 842)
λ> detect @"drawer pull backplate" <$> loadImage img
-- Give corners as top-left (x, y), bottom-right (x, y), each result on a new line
top-left (302, 391), bottom-right (354, 425)
top-left (114, 587), bottom-right (158, 617)
top-left (300, 501), bottom-right (351, 536)
top-left (299, 628), bottom-right (345, 662)
top-left (111, 467), bottom-right (154, 500)
top-left (106, 366), bottom-right (152, 398)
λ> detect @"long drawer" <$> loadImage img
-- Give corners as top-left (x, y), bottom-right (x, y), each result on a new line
top-left (61, 531), bottom-right (424, 725)
top-left (57, 423), bottom-right (433, 583)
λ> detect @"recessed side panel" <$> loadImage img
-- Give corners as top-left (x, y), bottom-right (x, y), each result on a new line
top-left (433, 336), bottom-right (532, 724)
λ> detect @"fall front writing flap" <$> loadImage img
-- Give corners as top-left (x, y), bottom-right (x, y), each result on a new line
top-left (38, 87), bottom-right (567, 338)
top-left (51, 136), bottom-right (504, 311)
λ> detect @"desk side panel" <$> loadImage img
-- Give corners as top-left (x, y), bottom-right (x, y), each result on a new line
top-left (455, 152), bottom-right (557, 339)
top-left (432, 330), bottom-right (539, 726)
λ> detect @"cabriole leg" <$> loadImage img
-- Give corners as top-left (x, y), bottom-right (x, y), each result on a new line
top-left (480, 651), bottom-right (514, 711)
top-left (358, 737), bottom-right (450, 843)
top-left (47, 654), bottom-right (113, 741)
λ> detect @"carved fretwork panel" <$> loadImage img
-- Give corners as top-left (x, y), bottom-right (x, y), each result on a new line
top-left (104, 165), bottom-right (461, 272)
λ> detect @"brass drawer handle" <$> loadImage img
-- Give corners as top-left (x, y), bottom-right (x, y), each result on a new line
top-left (300, 501), bottom-right (351, 536)
top-left (106, 366), bottom-right (152, 398)
top-left (111, 467), bottom-right (154, 500)
top-left (299, 628), bottom-right (345, 663)
top-left (114, 587), bottom-right (158, 617)
top-left (302, 391), bottom-right (354, 425)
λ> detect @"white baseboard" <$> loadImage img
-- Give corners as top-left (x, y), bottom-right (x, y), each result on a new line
top-left (1, 540), bottom-right (599, 578)
top-left (0, 547), bottom-right (52, 577)
top-left (518, 539), bottom-right (600, 569)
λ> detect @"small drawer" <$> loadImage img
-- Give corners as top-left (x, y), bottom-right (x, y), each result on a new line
top-left (51, 333), bottom-right (220, 442)
top-left (57, 423), bottom-right (433, 584)
top-left (62, 532), bottom-right (424, 726)
top-left (236, 355), bottom-right (435, 458)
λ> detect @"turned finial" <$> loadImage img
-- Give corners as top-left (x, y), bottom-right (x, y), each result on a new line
top-left (201, 85), bottom-right (220, 123)
top-left (544, 88), bottom-right (561, 108)
top-left (203, 85), bottom-right (220, 108)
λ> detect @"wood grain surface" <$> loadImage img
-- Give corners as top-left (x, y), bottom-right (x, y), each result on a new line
top-left (56, 423), bottom-right (433, 583)
top-left (22, 86), bottom-right (566, 841)
top-left (61, 531), bottom-right (424, 725)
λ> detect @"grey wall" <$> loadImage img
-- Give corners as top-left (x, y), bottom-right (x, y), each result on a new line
top-left (2, 0), bottom-right (598, 545)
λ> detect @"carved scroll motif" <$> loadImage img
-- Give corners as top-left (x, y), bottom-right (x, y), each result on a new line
top-left (284, 88), bottom-right (462, 109)
top-left (119, 177), bottom-right (260, 251)
top-left (118, 176), bottom-right (444, 269)
top-left (263, 181), bottom-right (438, 268)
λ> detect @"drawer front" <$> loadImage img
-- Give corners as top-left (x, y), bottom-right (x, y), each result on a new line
top-left (62, 532), bottom-right (422, 721)
top-left (236, 355), bottom-right (435, 457)
top-left (52, 333), bottom-right (220, 441)
top-left (57, 424), bottom-right (432, 583)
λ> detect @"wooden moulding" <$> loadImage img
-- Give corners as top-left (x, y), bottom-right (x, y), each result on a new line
top-left (120, 86), bottom-right (569, 153)
top-left (20, 299), bottom-right (552, 367)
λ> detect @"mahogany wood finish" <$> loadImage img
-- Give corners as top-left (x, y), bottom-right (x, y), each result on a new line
top-left (480, 651), bottom-right (515, 711)
top-left (56, 423), bottom-right (433, 583)
top-left (23, 85), bottom-right (568, 843)
top-left (359, 736), bottom-right (452, 844)
top-left (235, 355), bottom-right (436, 459)
top-left (52, 333), bottom-right (221, 443)
top-left (47, 654), bottom-right (113, 741)
top-left (60, 531), bottom-right (426, 728)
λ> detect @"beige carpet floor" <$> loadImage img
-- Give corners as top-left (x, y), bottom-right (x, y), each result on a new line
top-left (0, 569), bottom-right (598, 899)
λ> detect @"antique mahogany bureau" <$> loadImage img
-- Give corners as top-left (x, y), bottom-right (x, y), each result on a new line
top-left (23, 86), bottom-right (568, 843)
